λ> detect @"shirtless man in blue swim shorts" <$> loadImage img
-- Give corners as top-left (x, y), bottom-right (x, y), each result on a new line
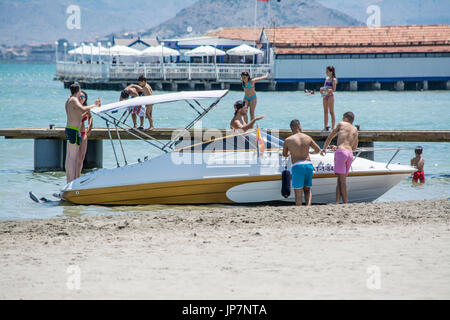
top-left (282, 119), bottom-right (321, 206)
top-left (65, 83), bottom-right (101, 183)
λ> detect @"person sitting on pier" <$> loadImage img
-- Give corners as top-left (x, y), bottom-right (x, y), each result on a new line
top-left (120, 86), bottom-right (145, 130)
top-left (411, 146), bottom-right (425, 185)
top-left (282, 119), bottom-right (321, 206)
top-left (240, 71), bottom-right (269, 123)
top-left (65, 84), bottom-right (100, 184)
top-left (230, 100), bottom-right (264, 132)
top-left (76, 91), bottom-right (93, 179)
top-left (320, 111), bottom-right (358, 204)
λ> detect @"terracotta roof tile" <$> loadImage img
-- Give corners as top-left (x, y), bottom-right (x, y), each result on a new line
top-left (275, 46), bottom-right (450, 54)
top-left (207, 25), bottom-right (450, 54)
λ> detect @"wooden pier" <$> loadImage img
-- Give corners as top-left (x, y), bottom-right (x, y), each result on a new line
top-left (1, 127), bottom-right (449, 142)
top-left (1, 127), bottom-right (449, 172)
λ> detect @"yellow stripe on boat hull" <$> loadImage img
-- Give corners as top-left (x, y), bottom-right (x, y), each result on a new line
top-left (62, 171), bottom-right (411, 205)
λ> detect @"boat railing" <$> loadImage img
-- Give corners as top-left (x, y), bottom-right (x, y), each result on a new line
top-left (352, 147), bottom-right (415, 169)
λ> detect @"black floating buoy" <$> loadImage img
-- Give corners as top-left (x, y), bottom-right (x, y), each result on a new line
top-left (281, 168), bottom-right (291, 198)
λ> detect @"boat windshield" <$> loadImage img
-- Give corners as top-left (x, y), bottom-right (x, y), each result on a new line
top-left (175, 129), bottom-right (284, 152)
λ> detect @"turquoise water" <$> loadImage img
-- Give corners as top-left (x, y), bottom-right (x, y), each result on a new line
top-left (0, 63), bottom-right (449, 220)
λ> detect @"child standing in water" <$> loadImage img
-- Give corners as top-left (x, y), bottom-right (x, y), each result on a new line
top-left (411, 146), bottom-right (425, 185)
top-left (240, 71), bottom-right (269, 123)
top-left (320, 66), bottom-right (338, 131)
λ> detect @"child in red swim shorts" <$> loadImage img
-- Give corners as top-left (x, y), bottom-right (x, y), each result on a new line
top-left (411, 146), bottom-right (425, 185)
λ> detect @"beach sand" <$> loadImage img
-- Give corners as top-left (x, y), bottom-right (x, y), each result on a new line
top-left (0, 199), bottom-right (449, 299)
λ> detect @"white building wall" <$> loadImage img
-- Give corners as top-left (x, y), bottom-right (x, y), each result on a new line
top-left (275, 57), bottom-right (450, 81)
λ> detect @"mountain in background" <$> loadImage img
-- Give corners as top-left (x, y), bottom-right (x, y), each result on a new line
top-left (315, 0), bottom-right (450, 26)
top-left (142, 0), bottom-right (362, 39)
top-left (0, 0), bottom-right (197, 46)
top-left (1, 0), bottom-right (449, 46)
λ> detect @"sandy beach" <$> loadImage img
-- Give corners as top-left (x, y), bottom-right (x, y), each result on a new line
top-left (0, 199), bottom-right (449, 300)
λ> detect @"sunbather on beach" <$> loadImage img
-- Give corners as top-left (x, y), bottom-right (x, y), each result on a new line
top-left (230, 100), bottom-right (264, 132)
top-left (411, 146), bottom-right (425, 185)
top-left (120, 86), bottom-right (144, 130)
top-left (282, 119), bottom-right (321, 206)
top-left (241, 71), bottom-right (269, 123)
top-left (65, 84), bottom-right (100, 183)
top-left (321, 111), bottom-right (358, 204)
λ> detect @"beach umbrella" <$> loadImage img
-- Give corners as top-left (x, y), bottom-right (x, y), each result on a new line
top-left (108, 45), bottom-right (141, 56)
top-left (226, 44), bottom-right (263, 56)
top-left (69, 44), bottom-right (108, 56)
top-left (185, 45), bottom-right (225, 64)
top-left (185, 45), bottom-right (226, 57)
top-left (226, 44), bottom-right (263, 64)
top-left (68, 44), bottom-right (90, 55)
top-left (139, 45), bottom-right (180, 57)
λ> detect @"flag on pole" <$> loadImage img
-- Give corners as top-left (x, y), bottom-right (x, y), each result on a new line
top-left (256, 125), bottom-right (265, 156)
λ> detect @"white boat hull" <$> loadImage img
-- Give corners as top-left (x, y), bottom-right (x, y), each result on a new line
top-left (61, 151), bottom-right (414, 205)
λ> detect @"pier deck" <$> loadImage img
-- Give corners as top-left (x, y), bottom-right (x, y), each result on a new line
top-left (2, 127), bottom-right (447, 171)
top-left (1, 128), bottom-right (449, 142)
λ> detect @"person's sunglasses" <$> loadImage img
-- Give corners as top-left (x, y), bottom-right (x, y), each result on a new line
top-left (80, 95), bottom-right (86, 99)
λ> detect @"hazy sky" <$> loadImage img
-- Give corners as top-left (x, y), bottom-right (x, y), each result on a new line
top-left (1, 0), bottom-right (448, 46)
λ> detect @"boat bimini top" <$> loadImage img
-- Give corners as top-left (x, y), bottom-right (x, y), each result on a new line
top-left (90, 90), bottom-right (229, 166)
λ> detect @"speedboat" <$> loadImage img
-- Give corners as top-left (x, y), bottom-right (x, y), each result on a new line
top-left (61, 90), bottom-right (415, 205)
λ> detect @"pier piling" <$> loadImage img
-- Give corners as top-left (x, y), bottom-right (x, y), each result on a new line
top-left (349, 81), bottom-right (358, 91)
top-left (372, 82), bottom-right (381, 90)
top-left (395, 81), bottom-right (405, 91)
top-left (34, 139), bottom-right (64, 172)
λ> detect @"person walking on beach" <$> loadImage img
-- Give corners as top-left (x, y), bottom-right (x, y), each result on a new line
top-left (120, 86), bottom-right (144, 130)
top-left (240, 71), bottom-right (269, 123)
top-left (320, 111), bottom-right (358, 204)
top-left (136, 75), bottom-right (155, 130)
top-left (411, 146), bottom-right (425, 185)
top-left (65, 84), bottom-right (100, 183)
top-left (320, 66), bottom-right (338, 131)
top-left (230, 100), bottom-right (264, 132)
top-left (76, 91), bottom-right (93, 179)
top-left (282, 119), bottom-right (321, 206)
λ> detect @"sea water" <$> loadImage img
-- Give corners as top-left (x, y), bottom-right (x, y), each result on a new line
top-left (0, 63), bottom-right (449, 220)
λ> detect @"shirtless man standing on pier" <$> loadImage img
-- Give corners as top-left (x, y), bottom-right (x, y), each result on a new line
top-left (65, 84), bottom-right (101, 183)
top-left (282, 119), bottom-right (321, 206)
top-left (137, 75), bottom-right (154, 130)
top-left (321, 111), bottom-right (358, 204)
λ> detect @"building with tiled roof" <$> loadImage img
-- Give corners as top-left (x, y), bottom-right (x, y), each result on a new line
top-left (208, 25), bottom-right (450, 89)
